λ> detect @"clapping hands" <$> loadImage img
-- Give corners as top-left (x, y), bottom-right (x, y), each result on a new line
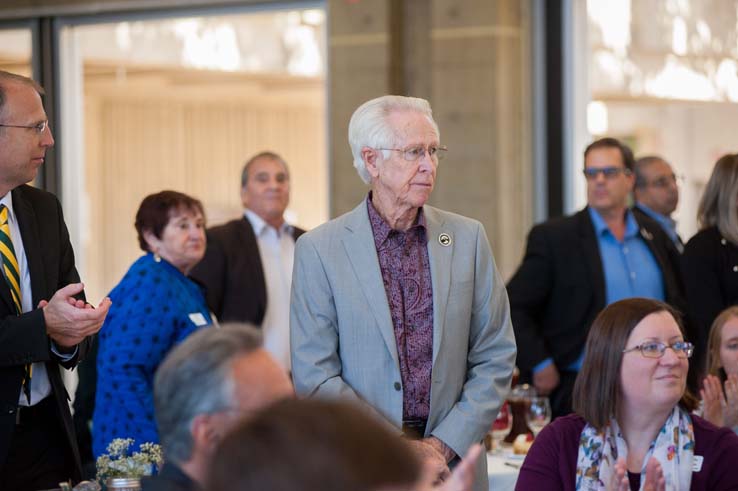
top-left (610, 457), bottom-right (664, 491)
top-left (41, 282), bottom-right (111, 348)
top-left (701, 373), bottom-right (738, 428)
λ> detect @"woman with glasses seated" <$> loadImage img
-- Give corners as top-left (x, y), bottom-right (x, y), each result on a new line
top-left (701, 306), bottom-right (738, 434)
top-left (516, 298), bottom-right (738, 491)
top-left (682, 154), bottom-right (738, 382)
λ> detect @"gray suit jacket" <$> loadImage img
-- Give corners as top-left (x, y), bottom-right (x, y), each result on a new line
top-left (290, 201), bottom-right (516, 491)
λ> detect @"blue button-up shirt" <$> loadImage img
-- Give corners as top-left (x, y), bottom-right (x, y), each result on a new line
top-left (533, 208), bottom-right (665, 374)
top-left (590, 207), bottom-right (665, 305)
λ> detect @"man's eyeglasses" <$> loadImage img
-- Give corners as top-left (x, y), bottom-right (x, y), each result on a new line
top-left (622, 341), bottom-right (694, 359)
top-left (641, 173), bottom-right (682, 189)
top-left (377, 145), bottom-right (448, 162)
top-left (0, 120), bottom-right (49, 135)
top-left (583, 167), bottom-right (632, 180)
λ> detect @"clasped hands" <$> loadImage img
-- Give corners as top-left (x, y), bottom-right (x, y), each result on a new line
top-left (40, 282), bottom-right (111, 349)
top-left (411, 440), bottom-right (482, 491)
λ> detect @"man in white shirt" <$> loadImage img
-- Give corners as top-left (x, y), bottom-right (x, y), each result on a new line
top-left (0, 71), bottom-right (110, 490)
top-left (191, 152), bottom-right (304, 370)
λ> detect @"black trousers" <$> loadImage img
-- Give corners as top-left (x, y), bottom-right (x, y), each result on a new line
top-left (0, 396), bottom-right (76, 491)
top-left (550, 370), bottom-right (578, 419)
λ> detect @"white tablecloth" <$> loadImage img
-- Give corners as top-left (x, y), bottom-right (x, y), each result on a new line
top-left (487, 452), bottom-right (521, 491)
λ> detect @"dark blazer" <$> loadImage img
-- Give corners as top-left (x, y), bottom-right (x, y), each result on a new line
top-left (189, 216), bottom-right (305, 325)
top-left (141, 463), bottom-right (198, 491)
top-left (0, 185), bottom-right (89, 479)
top-left (632, 205), bottom-right (684, 252)
top-left (507, 207), bottom-right (686, 377)
top-left (682, 226), bottom-right (738, 368)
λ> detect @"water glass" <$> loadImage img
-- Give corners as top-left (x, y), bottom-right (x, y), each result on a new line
top-left (526, 396), bottom-right (551, 436)
top-left (489, 402), bottom-right (511, 452)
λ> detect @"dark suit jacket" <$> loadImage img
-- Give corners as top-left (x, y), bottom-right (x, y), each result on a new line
top-left (682, 226), bottom-right (738, 371)
top-left (507, 207), bottom-right (687, 378)
top-left (632, 205), bottom-right (684, 251)
top-left (141, 463), bottom-right (198, 491)
top-left (189, 216), bottom-right (305, 325)
top-left (0, 185), bottom-right (90, 479)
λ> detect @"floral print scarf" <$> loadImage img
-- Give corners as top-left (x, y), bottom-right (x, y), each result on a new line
top-left (575, 406), bottom-right (695, 490)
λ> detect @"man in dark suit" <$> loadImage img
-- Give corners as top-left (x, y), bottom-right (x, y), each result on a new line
top-left (632, 155), bottom-right (683, 252)
top-left (0, 71), bottom-right (111, 490)
top-left (190, 152), bottom-right (304, 370)
top-left (507, 137), bottom-right (686, 418)
top-left (143, 324), bottom-right (293, 491)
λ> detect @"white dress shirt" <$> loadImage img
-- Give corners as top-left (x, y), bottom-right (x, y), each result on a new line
top-left (245, 209), bottom-right (296, 370)
top-left (0, 194), bottom-right (67, 406)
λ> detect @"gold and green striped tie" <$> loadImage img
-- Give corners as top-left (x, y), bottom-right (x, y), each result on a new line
top-left (0, 204), bottom-right (31, 402)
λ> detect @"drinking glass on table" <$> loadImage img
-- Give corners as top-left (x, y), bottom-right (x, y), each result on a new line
top-left (488, 402), bottom-right (511, 453)
top-left (526, 397), bottom-right (551, 437)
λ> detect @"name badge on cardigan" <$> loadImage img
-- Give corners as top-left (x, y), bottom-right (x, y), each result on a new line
top-left (188, 312), bottom-right (208, 326)
top-left (692, 455), bottom-right (703, 472)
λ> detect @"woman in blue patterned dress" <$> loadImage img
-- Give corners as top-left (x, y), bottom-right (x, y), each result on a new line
top-left (92, 190), bottom-right (213, 457)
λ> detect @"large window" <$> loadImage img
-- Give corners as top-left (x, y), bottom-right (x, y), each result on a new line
top-left (583, 0), bottom-right (738, 239)
top-left (58, 7), bottom-right (327, 301)
top-left (0, 28), bottom-right (32, 76)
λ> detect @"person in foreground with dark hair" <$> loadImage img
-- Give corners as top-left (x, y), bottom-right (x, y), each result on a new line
top-left (206, 398), bottom-right (481, 491)
top-left (143, 323), bottom-right (293, 491)
top-left (93, 190), bottom-right (214, 457)
top-left (516, 298), bottom-right (738, 490)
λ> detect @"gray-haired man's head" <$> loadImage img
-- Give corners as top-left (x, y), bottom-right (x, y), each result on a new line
top-left (153, 324), bottom-right (293, 469)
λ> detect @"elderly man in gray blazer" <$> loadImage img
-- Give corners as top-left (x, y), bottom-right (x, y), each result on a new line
top-left (290, 95), bottom-right (516, 491)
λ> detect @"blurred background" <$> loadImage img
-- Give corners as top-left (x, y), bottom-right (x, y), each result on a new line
top-left (0, 0), bottom-right (735, 301)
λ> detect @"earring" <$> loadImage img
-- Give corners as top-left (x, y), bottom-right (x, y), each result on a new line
top-left (154, 251), bottom-right (162, 263)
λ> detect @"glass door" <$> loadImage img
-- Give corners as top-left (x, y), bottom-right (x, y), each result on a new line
top-left (58, 6), bottom-right (327, 302)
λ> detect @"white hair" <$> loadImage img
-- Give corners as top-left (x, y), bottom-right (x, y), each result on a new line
top-left (348, 95), bottom-right (440, 184)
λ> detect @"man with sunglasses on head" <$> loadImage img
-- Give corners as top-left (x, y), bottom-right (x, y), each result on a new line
top-left (507, 137), bottom-right (687, 418)
top-left (0, 70), bottom-right (111, 490)
top-left (633, 155), bottom-right (684, 253)
top-left (290, 95), bottom-right (516, 491)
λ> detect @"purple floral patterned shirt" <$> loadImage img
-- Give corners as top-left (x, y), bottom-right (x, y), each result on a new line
top-left (367, 195), bottom-right (433, 420)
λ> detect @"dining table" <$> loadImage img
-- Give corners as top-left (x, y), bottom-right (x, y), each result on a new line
top-left (487, 450), bottom-right (522, 491)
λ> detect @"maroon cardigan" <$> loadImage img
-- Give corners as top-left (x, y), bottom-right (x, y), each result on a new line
top-left (516, 413), bottom-right (738, 490)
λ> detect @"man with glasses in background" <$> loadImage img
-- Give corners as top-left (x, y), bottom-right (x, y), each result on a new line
top-left (290, 95), bottom-right (516, 491)
top-left (507, 137), bottom-right (687, 418)
top-left (633, 155), bottom-right (684, 252)
top-left (0, 70), bottom-right (111, 490)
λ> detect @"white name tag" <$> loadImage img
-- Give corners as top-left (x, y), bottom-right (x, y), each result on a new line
top-left (692, 455), bottom-right (703, 472)
top-left (188, 312), bottom-right (208, 326)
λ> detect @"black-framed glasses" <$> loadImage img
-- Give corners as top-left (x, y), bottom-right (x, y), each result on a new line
top-left (0, 120), bottom-right (48, 135)
top-left (583, 167), bottom-right (632, 180)
top-left (377, 145), bottom-right (448, 162)
top-left (622, 341), bottom-right (694, 359)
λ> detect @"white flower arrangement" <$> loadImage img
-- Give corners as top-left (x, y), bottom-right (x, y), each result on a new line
top-left (96, 438), bottom-right (163, 483)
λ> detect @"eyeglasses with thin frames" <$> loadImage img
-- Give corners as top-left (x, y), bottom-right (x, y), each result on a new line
top-left (583, 167), bottom-right (632, 180)
top-left (642, 173), bottom-right (682, 189)
top-left (377, 145), bottom-right (448, 163)
top-left (0, 120), bottom-right (49, 135)
top-left (622, 340), bottom-right (694, 359)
